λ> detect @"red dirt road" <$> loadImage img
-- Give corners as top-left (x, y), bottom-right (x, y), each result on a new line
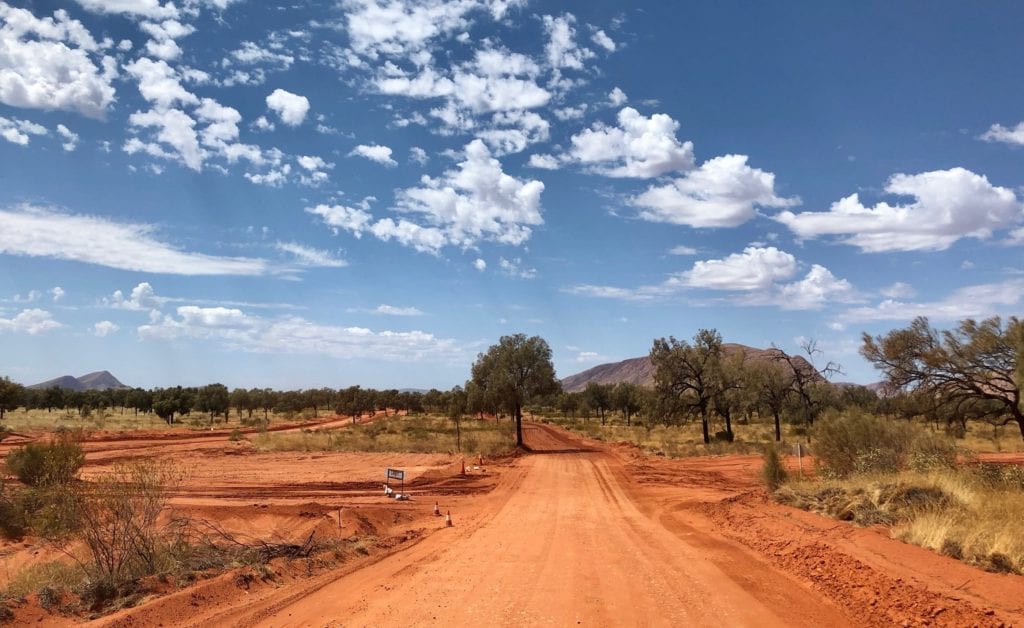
top-left (156, 423), bottom-right (1020, 628)
top-left (243, 423), bottom-right (847, 627)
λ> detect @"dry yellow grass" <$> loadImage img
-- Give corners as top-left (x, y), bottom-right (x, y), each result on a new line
top-left (545, 416), bottom-right (800, 458)
top-left (252, 415), bottom-right (516, 457)
top-left (0, 407), bottom-right (325, 435)
top-left (778, 468), bottom-right (1024, 574)
top-left (3, 559), bottom-right (84, 601)
top-left (547, 414), bottom-right (1024, 457)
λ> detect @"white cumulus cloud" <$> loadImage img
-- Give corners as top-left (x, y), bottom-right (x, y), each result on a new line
top-left (776, 168), bottom-right (1023, 252)
top-left (0, 3), bottom-right (117, 119)
top-left (266, 88), bottom-right (310, 126)
top-left (568, 107), bottom-right (693, 178)
top-left (0, 308), bottom-right (62, 335)
top-left (632, 154), bottom-right (798, 228)
top-left (350, 143), bottom-right (397, 166)
top-left (567, 246), bottom-right (856, 310)
top-left (0, 115), bottom-right (47, 145)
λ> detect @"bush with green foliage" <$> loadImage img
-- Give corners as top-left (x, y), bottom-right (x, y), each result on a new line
top-left (5, 439), bottom-right (85, 486)
top-left (813, 410), bottom-right (959, 478)
top-left (2, 439), bottom-right (84, 540)
top-left (814, 410), bottom-right (912, 477)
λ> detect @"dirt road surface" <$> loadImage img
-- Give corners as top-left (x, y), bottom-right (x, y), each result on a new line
top-left (237, 423), bottom-right (845, 627)
top-left (143, 422), bottom-right (1017, 628)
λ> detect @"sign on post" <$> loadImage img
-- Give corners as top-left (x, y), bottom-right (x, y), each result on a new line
top-left (386, 468), bottom-right (405, 497)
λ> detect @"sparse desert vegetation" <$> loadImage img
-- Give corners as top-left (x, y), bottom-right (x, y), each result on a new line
top-left (767, 409), bottom-right (1024, 575)
top-left (251, 414), bottom-right (516, 456)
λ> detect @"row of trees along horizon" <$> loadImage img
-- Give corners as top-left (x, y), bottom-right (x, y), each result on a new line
top-left (1, 315), bottom-right (1023, 445)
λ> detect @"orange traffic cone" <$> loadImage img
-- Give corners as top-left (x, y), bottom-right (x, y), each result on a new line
top-left (433, 501), bottom-right (441, 516)
top-left (445, 510), bottom-right (453, 527)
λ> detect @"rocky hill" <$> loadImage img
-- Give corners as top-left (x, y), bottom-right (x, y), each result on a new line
top-left (28, 370), bottom-right (129, 391)
top-left (561, 344), bottom-right (820, 392)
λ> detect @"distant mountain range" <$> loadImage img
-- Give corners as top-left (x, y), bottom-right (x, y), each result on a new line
top-left (560, 344), bottom-right (824, 393)
top-left (27, 371), bottom-right (129, 392)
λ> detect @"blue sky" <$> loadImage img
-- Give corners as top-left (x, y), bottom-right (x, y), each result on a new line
top-left (2, 0), bottom-right (1024, 389)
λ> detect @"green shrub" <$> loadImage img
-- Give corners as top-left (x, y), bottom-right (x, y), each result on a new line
top-left (5, 439), bottom-right (84, 486)
top-left (761, 445), bottom-right (788, 491)
top-left (228, 428), bottom-right (243, 442)
top-left (813, 411), bottom-right (913, 478)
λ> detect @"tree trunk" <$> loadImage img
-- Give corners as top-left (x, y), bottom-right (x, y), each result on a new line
top-left (514, 403), bottom-right (524, 447)
top-left (773, 410), bottom-right (781, 442)
top-left (700, 414), bottom-right (710, 444)
top-left (456, 419), bottom-right (461, 452)
top-left (723, 410), bottom-right (734, 442)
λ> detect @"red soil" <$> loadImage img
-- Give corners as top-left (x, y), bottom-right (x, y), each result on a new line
top-left (1, 421), bottom-right (1021, 626)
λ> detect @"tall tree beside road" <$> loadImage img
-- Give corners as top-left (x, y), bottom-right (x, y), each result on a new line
top-left (470, 334), bottom-right (560, 447)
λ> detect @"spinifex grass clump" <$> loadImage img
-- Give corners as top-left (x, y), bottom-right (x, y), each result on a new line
top-left (775, 411), bottom-right (1022, 574)
top-left (761, 445), bottom-right (788, 491)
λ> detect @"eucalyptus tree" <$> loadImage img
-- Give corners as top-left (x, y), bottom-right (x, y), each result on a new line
top-left (0, 376), bottom-right (24, 421)
top-left (650, 329), bottom-right (724, 444)
top-left (470, 334), bottom-right (560, 447)
top-left (448, 385), bottom-right (468, 451)
top-left (769, 339), bottom-right (841, 439)
top-left (583, 382), bottom-right (612, 425)
top-left (862, 316), bottom-right (1024, 440)
top-left (612, 382), bottom-right (643, 426)
top-left (751, 360), bottom-right (794, 442)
